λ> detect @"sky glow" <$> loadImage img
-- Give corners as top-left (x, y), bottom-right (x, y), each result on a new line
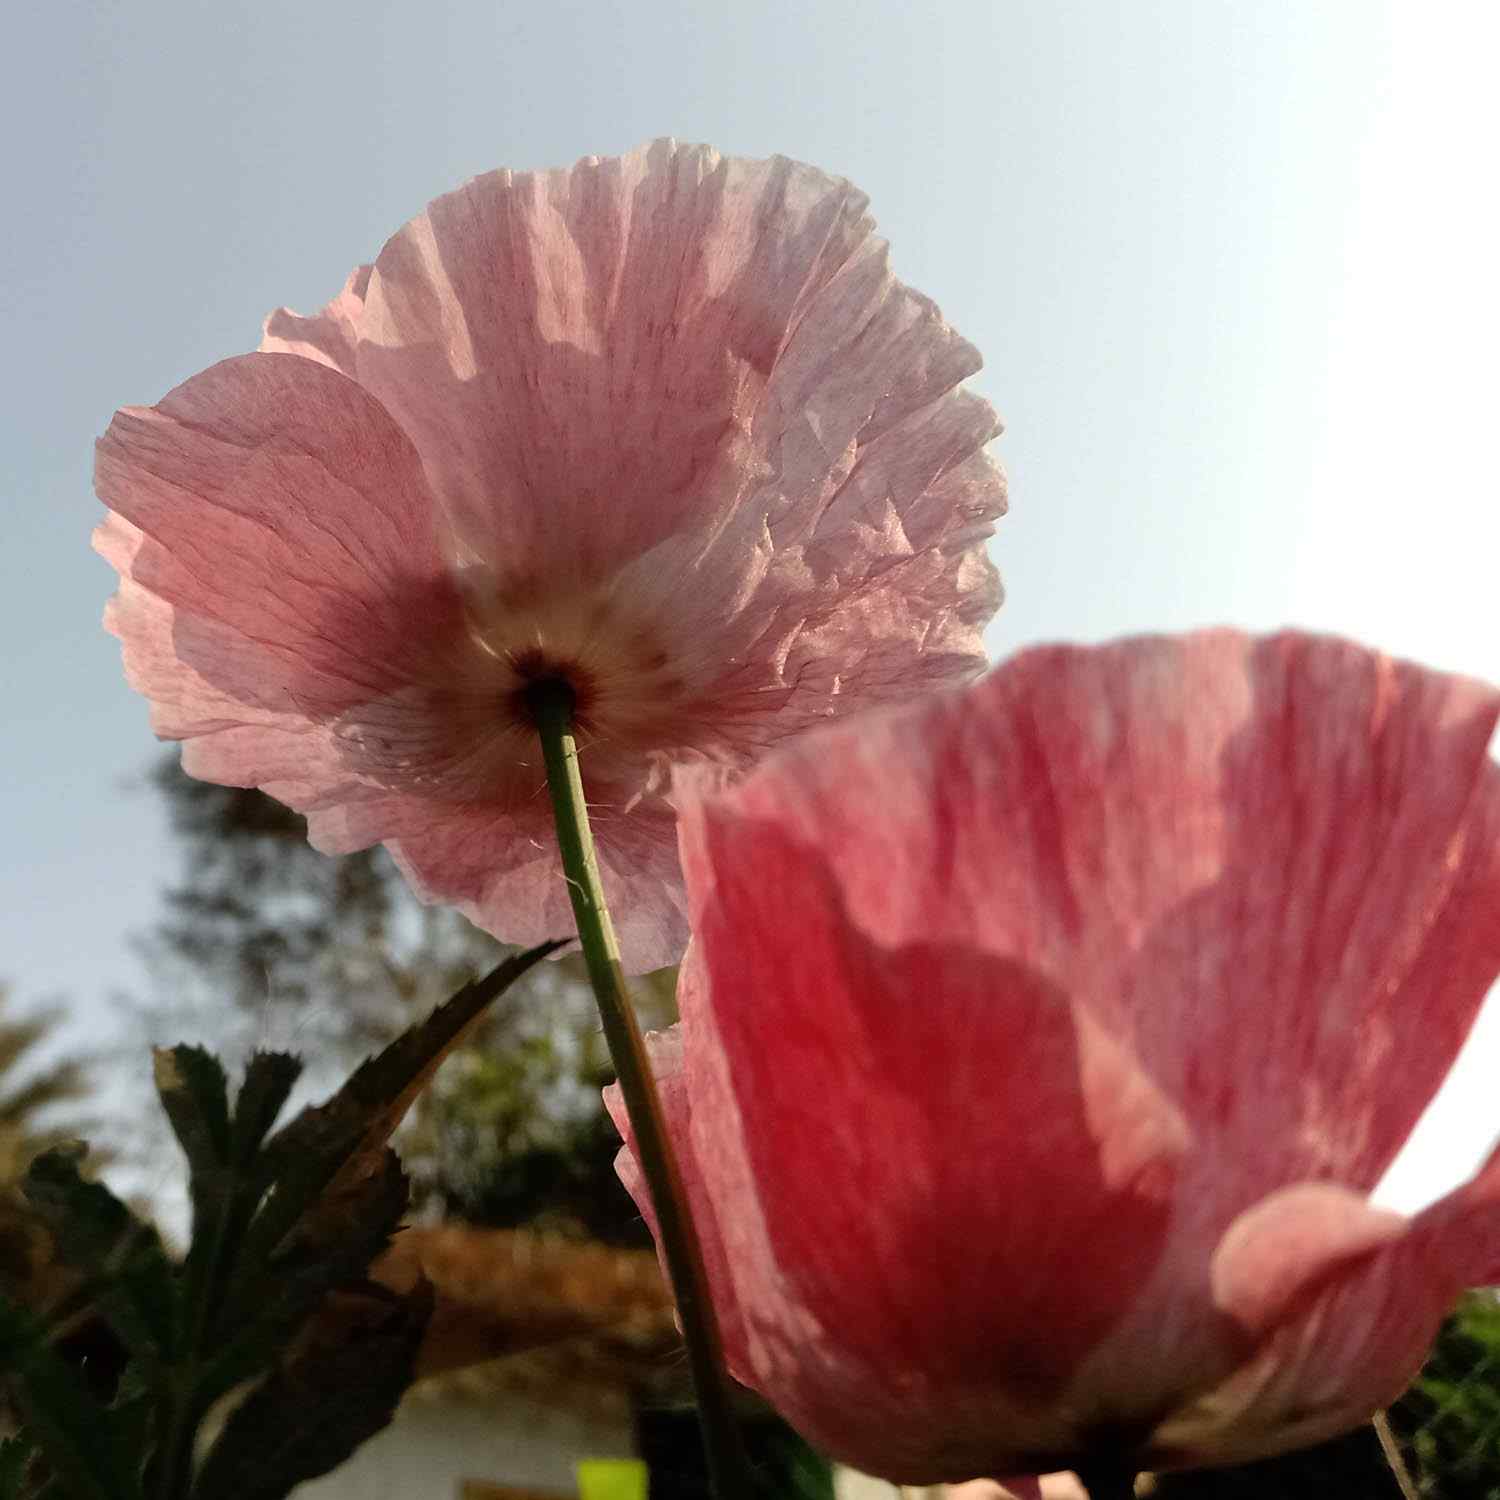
top-left (2, 0), bottom-right (1495, 1206)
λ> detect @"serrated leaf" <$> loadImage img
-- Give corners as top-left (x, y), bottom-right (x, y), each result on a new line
top-left (22, 1151), bottom-right (176, 1366)
top-left (200, 1149), bottom-right (409, 1407)
top-left (229, 1052), bottom-right (302, 1167)
top-left (0, 1296), bottom-right (139, 1500)
top-left (246, 942), bottom-right (564, 1265)
top-left (189, 1279), bottom-right (433, 1500)
top-left (153, 1047), bottom-right (232, 1175)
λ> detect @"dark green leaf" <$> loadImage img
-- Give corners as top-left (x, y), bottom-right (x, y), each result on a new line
top-left (229, 1053), bottom-right (301, 1168)
top-left (103, 1369), bottom-right (156, 1494)
top-left (190, 1279), bottom-right (433, 1500)
top-left (0, 1295), bottom-right (139, 1500)
top-left (200, 1149), bottom-right (409, 1406)
top-left (153, 1047), bottom-right (231, 1176)
top-left (246, 942), bottom-right (564, 1265)
top-left (21, 1151), bottom-right (176, 1366)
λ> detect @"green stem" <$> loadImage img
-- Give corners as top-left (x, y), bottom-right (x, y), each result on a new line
top-left (528, 680), bottom-right (754, 1500)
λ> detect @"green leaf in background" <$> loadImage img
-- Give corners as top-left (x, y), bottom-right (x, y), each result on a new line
top-left (3, 943), bottom-right (565, 1500)
top-left (200, 1148), bottom-right (410, 1409)
top-left (188, 1278), bottom-right (434, 1500)
top-left (245, 941), bottom-right (566, 1267)
top-left (152, 1047), bottom-right (231, 1181)
top-left (229, 1052), bottom-right (302, 1170)
top-left (0, 1294), bottom-right (140, 1500)
top-left (21, 1149), bottom-right (177, 1369)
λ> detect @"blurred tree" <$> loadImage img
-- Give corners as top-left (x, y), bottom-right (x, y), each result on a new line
top-left (0, 993), bottom-right (95, 1187)
top-left (0, 986), bottom-right (128, 1424)
top-left (136, 756), bottom-right (664, 1243)
top-left (0, 987), bottom-right (102, 1300)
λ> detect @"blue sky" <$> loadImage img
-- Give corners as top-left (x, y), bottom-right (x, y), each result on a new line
top-left (3, 1), bottom-right (1496, 1205)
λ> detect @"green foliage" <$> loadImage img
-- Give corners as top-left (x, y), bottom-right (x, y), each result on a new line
top-left (1149, 1294), bottom-right (1500, 1499)
top-left (22, 1150), bottom-right (176, 1372)
top-left (1391, 1291), bottom-right (1500, 1497)
top-left (190, 1279), bottom-right (433, 1500)
top-left (138, 758), bottom-right (672, 1242)
top-left (0, 944), bottom-right (558, 1500)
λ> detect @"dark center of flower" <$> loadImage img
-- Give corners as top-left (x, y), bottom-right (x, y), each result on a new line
top-left (511, 648), bottom-right (595, 731)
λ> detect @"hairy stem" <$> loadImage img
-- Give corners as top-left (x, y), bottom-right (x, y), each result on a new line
top-left (529, 680), bottom-right (753, 1500)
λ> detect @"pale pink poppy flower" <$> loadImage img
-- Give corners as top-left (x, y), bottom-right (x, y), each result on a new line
top-left (93, 141), bottom-right (1004, 972)
top-left (608, 630), bottom-right (1500, 1481)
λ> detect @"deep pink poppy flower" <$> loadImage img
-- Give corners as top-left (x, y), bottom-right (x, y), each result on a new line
top-left (609, 630), bottom-right (1500, 1481)
top-left (94, 141), bottom-right (1004, 972)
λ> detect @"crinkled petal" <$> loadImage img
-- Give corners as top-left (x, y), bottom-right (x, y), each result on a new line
top-left (95, 351), bottom-right (465, 719)
top-left (386, 786), bottom-right (689, 974)
top-left (260, 263), bottom-right (372, 375)
top-left (99, 145), bottom-right (1007, 975)
top-left (350, 139), bottom-right (1002, 709)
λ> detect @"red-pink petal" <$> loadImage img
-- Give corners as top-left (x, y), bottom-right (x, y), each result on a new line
top-left (1209, 1182), bottom-right (1409, 1336)
top-left (619, 629), bottom-right (1500, 1476)
top-left (1153, 1201), bottom-right (1460, 1466)
top-left (627, 825), bottom-right (1190, 1478)
top-left (707, 630), bottom-right (1500, 1207)
top-left (1414, 1134), bottom-right (1500, 1286)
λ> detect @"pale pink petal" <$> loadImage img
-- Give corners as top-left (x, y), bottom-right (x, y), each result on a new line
top-left (385, 784), bottom-right (690, 974)
top-left (351, 140), bottom-right (1001, 716)
top-left (260, 263), bottom-right (372, 375)
top-left (98, 144), bottom-right (1005, 972)
top-left (95, 352), bottom-right (464, 718)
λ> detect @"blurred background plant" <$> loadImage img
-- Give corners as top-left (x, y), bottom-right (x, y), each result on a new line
top-left (132, 758), bottom-right (667, 1245)
top-left (0, 990), bottom-right (102, 1301)
top-left (3, 756), bottom-right (1491, 1500)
